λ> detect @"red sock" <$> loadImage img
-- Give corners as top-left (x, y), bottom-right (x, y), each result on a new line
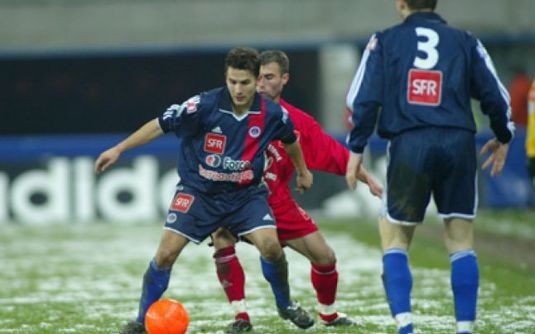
top-left (213, 246), bottom-right (249, 322)
top-left (311, 262), bottom-right (339, 321)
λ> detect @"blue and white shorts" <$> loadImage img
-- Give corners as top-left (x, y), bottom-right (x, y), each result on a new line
top-left (383, 127), bottom-right (477, 224)
top-left (164, 184), bottom-right (276, 243)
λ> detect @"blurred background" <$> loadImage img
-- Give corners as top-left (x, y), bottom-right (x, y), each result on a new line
top-left (1, 0), bottom-right (534, 224)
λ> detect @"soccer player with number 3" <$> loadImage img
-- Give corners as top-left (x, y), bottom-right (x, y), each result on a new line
top-left (345, 1), bottom-right (514, 334)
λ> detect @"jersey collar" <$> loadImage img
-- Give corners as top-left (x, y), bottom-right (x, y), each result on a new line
top-left (405, 12), bottom-right (447, 25)
top-left (218, 87), bottom-right (262, 119)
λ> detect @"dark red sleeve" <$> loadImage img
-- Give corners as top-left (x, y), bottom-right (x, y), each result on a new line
top-left (281, 99), bottom-right (349, 175)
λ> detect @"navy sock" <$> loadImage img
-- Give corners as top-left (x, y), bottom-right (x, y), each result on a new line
top-left (450, 250), bottom-right (479, 331)
top-left (383, 248), bottom-right (413, 333)
top-left (136, 259), bottom-right (172, 324)
top-left (260, 254), bottom-right (290, 309)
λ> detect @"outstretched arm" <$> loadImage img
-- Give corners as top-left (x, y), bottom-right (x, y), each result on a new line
top-left (95, 118), bottom-right (164, 173)
top-left (283, 141), bottom-right (313, 194)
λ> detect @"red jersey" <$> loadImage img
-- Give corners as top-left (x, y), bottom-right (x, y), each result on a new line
top-left (264, 99), bottom-right (349, 208)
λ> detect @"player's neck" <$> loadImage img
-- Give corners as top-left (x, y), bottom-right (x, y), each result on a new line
top-left (403, 8), bottom-right (434, 19)
top-left (232, 101), bottom-right (254, 116)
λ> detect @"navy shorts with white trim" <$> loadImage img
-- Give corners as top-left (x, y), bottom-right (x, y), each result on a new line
top-left (385, 127), bottom-right (477, 223)
top-left (164, 184), bottom-right (275, 243)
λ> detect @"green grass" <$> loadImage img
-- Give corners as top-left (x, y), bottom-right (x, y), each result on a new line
top-left (0, 209), bottom-right (534, 333)
top-left (328, 210), bottom-right (535, 295)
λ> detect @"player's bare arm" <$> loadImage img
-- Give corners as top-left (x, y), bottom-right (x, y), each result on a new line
top-left (283, 141), bottom-right (313, 193)
top-left (356, 165), bottom-right (383, 197)
top-left (480, 138), bottom-right (510, 177)
top-left (95, 118), bottom-right (164, 173)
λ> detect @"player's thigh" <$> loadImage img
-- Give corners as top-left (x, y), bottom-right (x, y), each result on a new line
top-left (385, 131), bottom-right (434, 223)
top-left (433, 130), bottom-right (477, 219)
top-left (284, 231), bottom-right (335, 265)
top-left (154, 229), bottom-right (190, 267)
top-left (443, 218), bottom-right (474, 253)
top-left (244, 227), bottom-right (282, 261)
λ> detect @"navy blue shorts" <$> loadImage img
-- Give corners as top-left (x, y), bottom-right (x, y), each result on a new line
top-left (383, 127), bottom-right (477, 223)
top-left (163, 184), bottom-right (275, 243)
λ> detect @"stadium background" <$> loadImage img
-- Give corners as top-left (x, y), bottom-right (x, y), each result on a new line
top-left (1, 2), bottom-right (535, 334)
top-left (1, 0), bottom-right (534, 224)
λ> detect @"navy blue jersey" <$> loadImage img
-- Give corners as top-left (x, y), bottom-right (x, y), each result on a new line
top-left (346, 12), bottom-right (515, 153)
top-left (158, 87), bottom-right (297, 194)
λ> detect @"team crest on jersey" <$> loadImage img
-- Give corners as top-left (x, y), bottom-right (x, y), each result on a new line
top-left (166, 213), bottom-right (177, 223)
top-left (171, 193), bottom-right (195, 213)
top-left (204, 133), bottom-right (226, 154)
top-left (248, 126), bottom-right (261, 138)
top-left (184, 95), bottom-right (200, 114)
top-left (407, 69), bottom-right (442, 106)
top-left (205, 154), bottom-right (222, 168)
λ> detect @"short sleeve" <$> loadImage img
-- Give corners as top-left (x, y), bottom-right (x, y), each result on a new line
top-left (158, 95), bottom-right (202, 137)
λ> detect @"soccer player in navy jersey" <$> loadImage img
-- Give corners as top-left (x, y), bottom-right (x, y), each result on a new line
top-left (345, 1), bottom-right (514, 334)
top-left (95, 47), bottom-right (313, 334)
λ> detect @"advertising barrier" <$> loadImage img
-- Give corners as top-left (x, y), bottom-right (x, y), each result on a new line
top-left (0, 130), bottom-right (531, 224)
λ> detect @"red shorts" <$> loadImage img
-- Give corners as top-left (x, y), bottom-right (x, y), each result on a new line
top-left (271, 199), bottom-right (318, 241)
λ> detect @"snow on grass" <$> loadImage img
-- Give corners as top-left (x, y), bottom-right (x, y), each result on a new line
top-left (0, 223), bottom-right (533, 333)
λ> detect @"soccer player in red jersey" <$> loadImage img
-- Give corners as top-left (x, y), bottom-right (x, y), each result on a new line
top-left (211, 50), bottom-right (383, 333)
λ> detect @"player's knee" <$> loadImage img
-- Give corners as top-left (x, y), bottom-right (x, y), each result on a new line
top-left (309, 246), bottom-right (336, 266)
top-left (443, 218), bottom-right (474, 253)
top-left (154, 248), bottom-right (179, 268)
top-left (257, 238), bottom-right (283, 262)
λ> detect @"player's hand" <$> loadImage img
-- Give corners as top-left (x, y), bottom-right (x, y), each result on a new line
top-left (95, 147), bottom-right (121, 173)
top-left (362, 171), bottom-right (383, 198)
top-left (480, 138), bottom-right (509, 177)
top-left (346, 152), bottom-right (363, 190)
top-left (295, 169), bottom-right (313, 194)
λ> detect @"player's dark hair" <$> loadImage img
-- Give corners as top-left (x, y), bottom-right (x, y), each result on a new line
top-left (406, 0), bottom-right (437, 10)
top-left (225, 47), bottom-right (260, 77)
top-left (260, 50), bottom-right (290, 75)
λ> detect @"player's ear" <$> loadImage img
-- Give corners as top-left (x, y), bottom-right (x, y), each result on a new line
top-left (282, 73), bottom-right (290, 86)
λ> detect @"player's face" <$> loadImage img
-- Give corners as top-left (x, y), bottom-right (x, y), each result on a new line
top-left (226, 67), bottom-right (257, 113)
top-left (395, 0), bottom-right (410, 19)
top-left (257, 62), bottom-right (289, 102)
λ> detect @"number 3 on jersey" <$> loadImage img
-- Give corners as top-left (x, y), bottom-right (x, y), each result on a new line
top-left (408, 27), bottom-right (442, 106)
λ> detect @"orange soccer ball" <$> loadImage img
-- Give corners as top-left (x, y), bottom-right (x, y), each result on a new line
top-left (145, 298), bottom-right (189, 334)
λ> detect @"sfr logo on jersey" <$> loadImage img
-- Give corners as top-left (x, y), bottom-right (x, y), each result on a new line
top-left (171, 193), bottom-right (194, 213)
top-left (204, 133), bottom-right (226, 154)
top-left (407, 69), bottom-right (442, 106)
